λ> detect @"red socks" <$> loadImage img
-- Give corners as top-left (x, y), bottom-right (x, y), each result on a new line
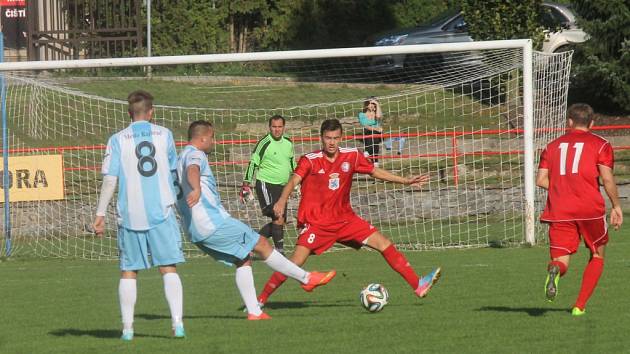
top-left (381, 244), bottom-right (420, 290)
top-left (548, 260), bottom-right (568, 276)
top-left (574, 257), bottom-right (604, 310)
top-left (258, 272), bottom-right (288, 304)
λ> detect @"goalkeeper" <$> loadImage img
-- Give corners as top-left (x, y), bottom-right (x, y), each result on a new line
top-left (241, 115), bottom-right (296, 254)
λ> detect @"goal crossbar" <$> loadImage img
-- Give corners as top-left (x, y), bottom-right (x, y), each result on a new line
top-left (0, 39), bottom-right (532, 71)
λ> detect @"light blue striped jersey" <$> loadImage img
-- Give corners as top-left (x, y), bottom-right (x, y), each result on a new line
top-left (176, 145), bottom-right (230, 242)
top-left (101, 120), bottom-right (178, 231)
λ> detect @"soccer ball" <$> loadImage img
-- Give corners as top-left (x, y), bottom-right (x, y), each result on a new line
top-left (359, 283), bottom-right (389, 313)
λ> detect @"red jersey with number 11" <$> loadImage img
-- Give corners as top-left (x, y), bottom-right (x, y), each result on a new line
top-left (293, 147), bottom-right (374, 228)
top-left (538, 130), bottom-right (614, 222)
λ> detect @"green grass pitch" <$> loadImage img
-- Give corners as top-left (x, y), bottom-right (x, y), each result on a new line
top-left (2, 230), bottom-right (630, 353)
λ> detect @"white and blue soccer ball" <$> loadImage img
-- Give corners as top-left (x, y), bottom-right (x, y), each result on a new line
top-left (359, 283), bottom-right (389, 313)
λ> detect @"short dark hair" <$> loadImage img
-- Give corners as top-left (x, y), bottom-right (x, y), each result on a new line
top-left (567, 103), bottom-right (594, 127)
top-left (188, 120), bottom-right (213, 141)
top-left (268, 114), bottom-right (285, 126)
top-left (320, 118), bottom-right (343, 136)
top-left (127, 90), bottom-right (153, 118)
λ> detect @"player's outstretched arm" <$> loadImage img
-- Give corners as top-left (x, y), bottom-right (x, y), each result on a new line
top-left (273, 173), bottom-right (302, 218)
top-left (93, 175), bottom-right (118, 237)
top-left (370, 167), bottom-right (429, 188)
top-left (599, 165), bottom-right (623, 230)
top-left (536, 168), bottom-right (549, 190)
top-left (186, 165), bottom-right (202, 208)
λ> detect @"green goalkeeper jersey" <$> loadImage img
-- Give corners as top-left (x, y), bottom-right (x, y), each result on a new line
top-left (244, 133), bottom-right (296, 185)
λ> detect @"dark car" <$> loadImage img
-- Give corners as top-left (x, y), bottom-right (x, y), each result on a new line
top-left (368, 2), bottom-right (587, 71)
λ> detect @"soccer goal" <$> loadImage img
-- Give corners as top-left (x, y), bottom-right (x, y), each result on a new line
top-left (0, 39), bottom-right (572, 259)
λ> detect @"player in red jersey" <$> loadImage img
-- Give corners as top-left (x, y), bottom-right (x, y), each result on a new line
top-left (256, 118), bottom-right (441, 306)
top-left (537, 103), bottom-right (623, 316)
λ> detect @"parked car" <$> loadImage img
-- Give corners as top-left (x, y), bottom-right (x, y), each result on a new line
top-left (368, 2), bottom-right (587, 72)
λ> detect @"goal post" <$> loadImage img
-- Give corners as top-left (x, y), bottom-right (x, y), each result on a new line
top-left (0, 39), bottom-right (571, 259)
top-left (522, 41), bottom-right (536, 246)
top-left (1, 34), bottom-right (11, 257)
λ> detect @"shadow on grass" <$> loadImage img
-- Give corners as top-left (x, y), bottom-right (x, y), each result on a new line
top-left (49, 328), bottom-right (169, 339)
top-left (488, 240), bottom-right (506, 249)
top-left (476, 306), bottom-right (570, 317)
top-left (137, 313), bottom-right (243, 321)
top-left (264, 300), bottom-right (354, 310)
top-left (133, 300), bottom-right (354, 322)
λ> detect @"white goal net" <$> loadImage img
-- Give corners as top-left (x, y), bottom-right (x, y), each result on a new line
top-left (0, 41), bottom-right (572, 259)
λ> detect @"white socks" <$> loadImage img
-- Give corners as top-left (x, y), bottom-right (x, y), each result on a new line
top-left (163, 273), bottom-right (184, 327)
top-left (264, 249), bottom-right (309, 284)
top-left (119, 273), bottom-right (183, 331)
top-left (119, 278), bottom-right (137, 331)
top-left (236, 265), bottom-right (262, 316)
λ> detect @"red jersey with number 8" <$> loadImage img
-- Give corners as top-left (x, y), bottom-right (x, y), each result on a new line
top-left (294, 147), bottom-right (374, 228)
top-left (538, 130), bottom-right (614, 221)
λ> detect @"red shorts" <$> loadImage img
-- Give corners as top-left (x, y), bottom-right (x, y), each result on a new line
top-left (547, 217), bottom-right (609, 258)
top-left (297, 215), bottom-right (378, 255)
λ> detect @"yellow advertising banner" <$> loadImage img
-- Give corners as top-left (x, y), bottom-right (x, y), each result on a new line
top-left (0, 155), bottom-right (65, 202)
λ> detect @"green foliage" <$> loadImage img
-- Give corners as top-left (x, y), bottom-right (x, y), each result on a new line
top-left (570, 0), bottom-right (630, 113)
top-left (253, 0), bottom-right (305, 50)
top-left (460, 0), bottom-right (547, 50)
top-left (389, 0), bottom-right (455, 28)
top-left (286, 0), bottom-right (457, 49)
top-left (150, 1), bottom-right (226, 55)
top-left (277, 0), bottom-right (397, 49)
top-left (147, 1), bottom-right (305, 55)
top-left (147, 1), bottom-right (458, 54)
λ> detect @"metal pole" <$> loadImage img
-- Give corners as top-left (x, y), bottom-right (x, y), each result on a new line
top-left (1, 34), bottom-right (11, 256)
top-left (522, 40), bottom-right (535, 246)
top-left (146, 0), bottom-right (152, 78)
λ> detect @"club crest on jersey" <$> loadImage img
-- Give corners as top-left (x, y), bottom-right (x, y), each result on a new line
top-left (328, 173), bottom-right (340, 190)
top-left (341, 162), bottom-right (350, 172)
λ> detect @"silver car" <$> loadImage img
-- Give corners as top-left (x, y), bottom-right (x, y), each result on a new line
top-left (369, 2), bottom-right (587, 71)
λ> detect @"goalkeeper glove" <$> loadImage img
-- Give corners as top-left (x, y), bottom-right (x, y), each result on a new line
top-left (240, 184), bottom-right (254, 203)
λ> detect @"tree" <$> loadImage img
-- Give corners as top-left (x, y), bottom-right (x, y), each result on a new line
top-left (390, 0), bottom-right (454, 28)
top-left (148, 0), bottom-right (461, 55)
top-left (570, 0), bottom-right (630, 112)
top-left (251, 0), bottom-right (305, 50)
top-left (285, 0), bottom-right (396, 49)
top-left (151, 0), bottom-right (225, 56)
top-left (151, 0), bottom-right (303, 54)
top-left (216, 0), bottom-right (266, 53)
top-left (460, 0), bottom-right (546, 50)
